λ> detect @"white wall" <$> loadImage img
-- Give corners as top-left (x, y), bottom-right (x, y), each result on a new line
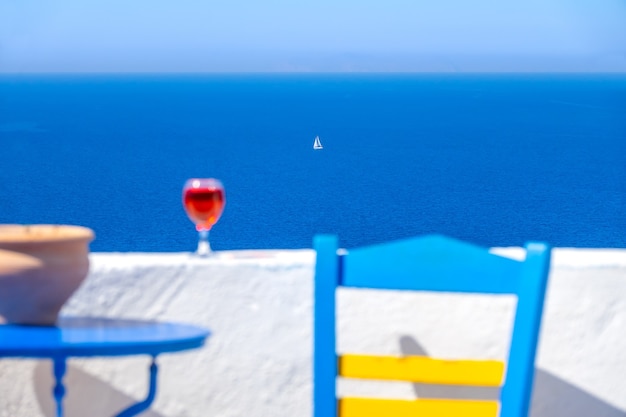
top-left (0, 248), bottom-right (625, 417)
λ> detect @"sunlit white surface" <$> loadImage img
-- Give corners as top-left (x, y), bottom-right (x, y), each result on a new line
top-left (0, 248), bottom-right (625, 417)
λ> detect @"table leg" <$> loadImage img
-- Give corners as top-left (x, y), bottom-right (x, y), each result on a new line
top-left (115, 356), bottom-right (159, 417)
top-left (52, 357), bottom-right (67, 417)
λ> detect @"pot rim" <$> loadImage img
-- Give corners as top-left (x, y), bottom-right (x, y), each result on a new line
top-left (0, 224), bottom-right (95, 245)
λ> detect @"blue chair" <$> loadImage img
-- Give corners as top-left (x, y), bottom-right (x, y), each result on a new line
top-left (313, 234), bottom-right (551, 417)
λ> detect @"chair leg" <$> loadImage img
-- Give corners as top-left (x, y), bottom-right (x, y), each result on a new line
top-left (115, 356), bottom-right (159, 417)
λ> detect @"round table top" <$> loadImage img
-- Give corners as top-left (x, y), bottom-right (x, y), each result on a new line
top-left (0, 316), bottom-right (210, 358)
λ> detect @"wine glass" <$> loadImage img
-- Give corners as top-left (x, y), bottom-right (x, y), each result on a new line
top-left (182, 178), bottom-right (225, 256)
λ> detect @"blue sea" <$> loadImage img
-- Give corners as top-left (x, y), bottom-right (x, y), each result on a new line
top-left (1, 74), bottom-right (625, 252)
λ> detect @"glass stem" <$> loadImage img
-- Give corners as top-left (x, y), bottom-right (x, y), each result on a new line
top-left (197, 230), bottom-right (211, 256)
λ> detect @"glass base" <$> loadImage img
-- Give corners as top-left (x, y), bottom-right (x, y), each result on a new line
top-left (196, 240), bottom-right (211, 257)
top-left (195, 230), bottom-right (213, 257)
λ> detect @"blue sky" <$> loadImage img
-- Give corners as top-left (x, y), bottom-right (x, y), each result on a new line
top-left (1, 0), bottom-right (626, 72)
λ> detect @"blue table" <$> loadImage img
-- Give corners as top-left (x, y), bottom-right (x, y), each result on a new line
top-left (0, 316), bottom-right (210, 417)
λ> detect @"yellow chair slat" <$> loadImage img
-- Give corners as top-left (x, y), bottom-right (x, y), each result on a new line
top-left (340, 397), bottom-right (499, 417)
top-left (339, 354), bottom-right (505, 386)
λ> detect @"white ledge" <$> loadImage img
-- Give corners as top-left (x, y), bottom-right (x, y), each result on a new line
top-left (1, 247), bottom-right (625, 417)
top-left (493, 247), bottom-right (626, 268)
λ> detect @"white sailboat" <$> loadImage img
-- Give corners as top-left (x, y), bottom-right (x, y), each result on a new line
top-left (313, 135), bottom-right (323, 150)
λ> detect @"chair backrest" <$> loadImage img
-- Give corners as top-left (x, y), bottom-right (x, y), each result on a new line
top-left (313, 234), bottom-right (551, 417)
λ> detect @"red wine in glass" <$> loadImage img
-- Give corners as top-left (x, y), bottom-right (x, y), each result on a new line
top-left (182, 178), bottom-right (225, 256)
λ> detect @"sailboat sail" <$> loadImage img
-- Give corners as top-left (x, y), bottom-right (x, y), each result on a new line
top-left (313, 136), bottom-right (323, 150)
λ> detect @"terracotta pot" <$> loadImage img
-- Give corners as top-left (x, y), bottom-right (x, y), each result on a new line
top-left (0, 225), bottom-right (94, 325)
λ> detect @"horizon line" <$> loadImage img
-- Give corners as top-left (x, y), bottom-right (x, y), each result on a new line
top-left (2, 70), bottom-right (626, 76)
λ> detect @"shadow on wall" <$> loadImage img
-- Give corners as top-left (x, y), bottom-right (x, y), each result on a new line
top-left (399, 336), bottom-right (625, 417)
top-left (34, 362), bottom-right (164, 417)
top-left (31, 339), bottom-right (625, 417)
